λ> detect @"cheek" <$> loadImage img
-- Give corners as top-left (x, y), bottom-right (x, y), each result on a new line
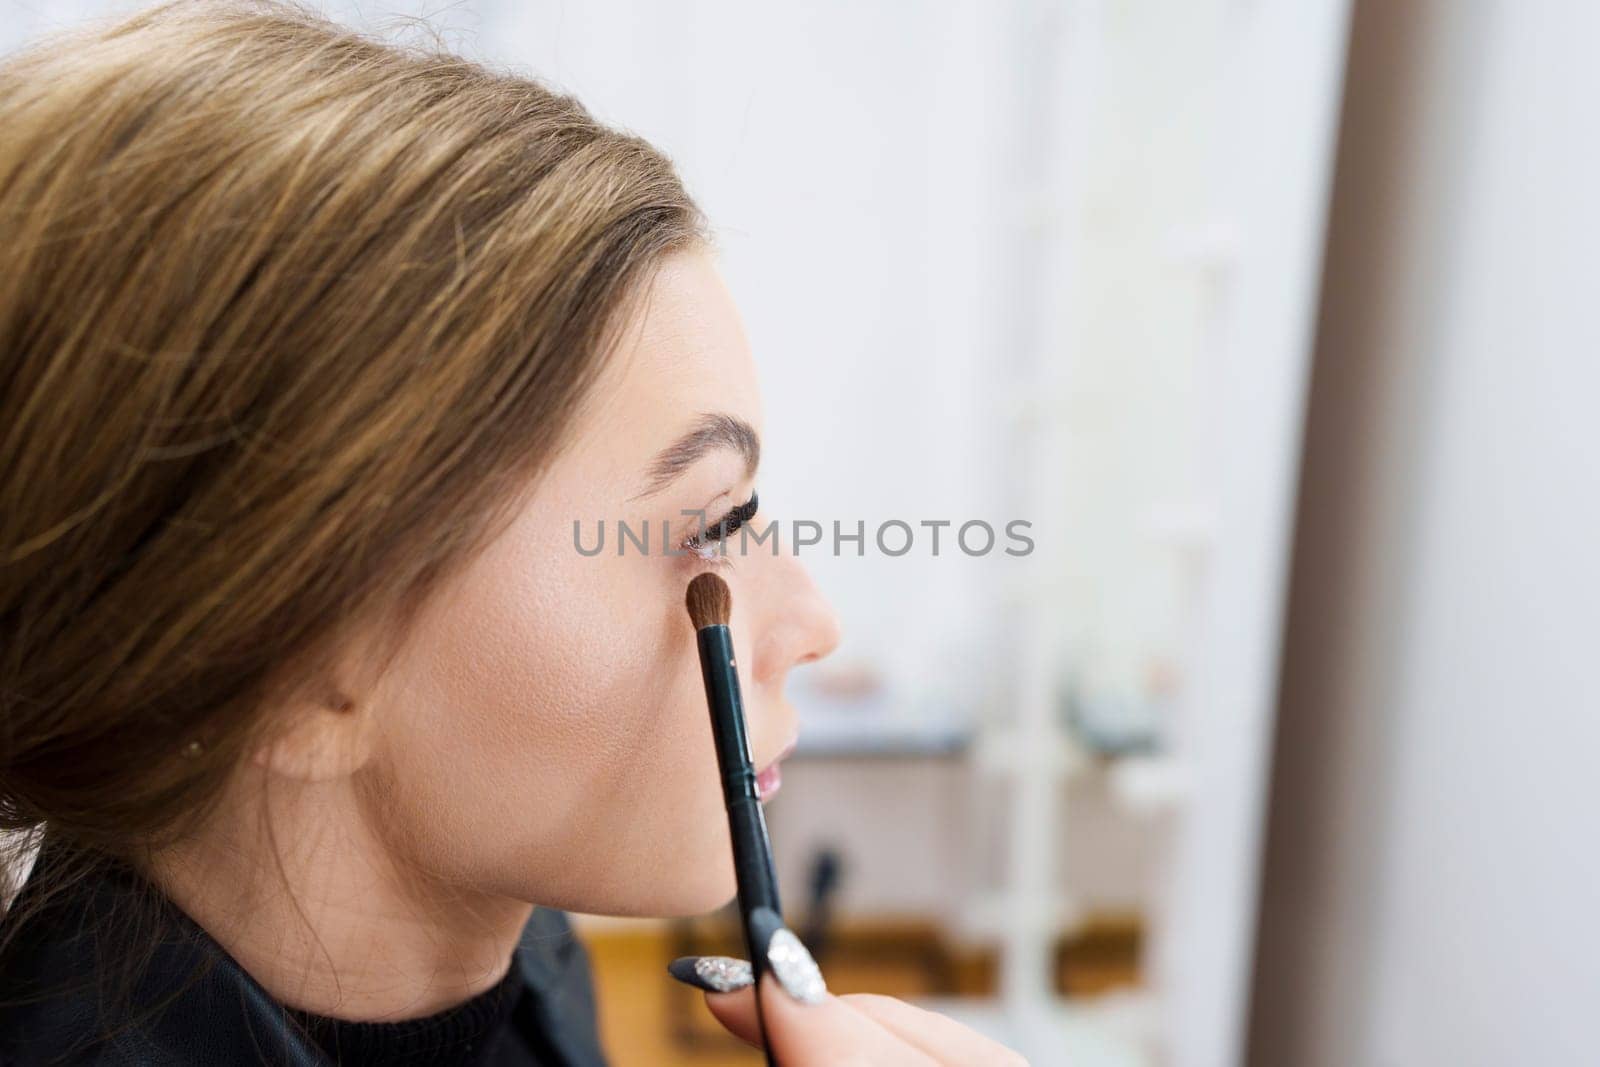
top-left (364, 530), bottom-right (737, 911)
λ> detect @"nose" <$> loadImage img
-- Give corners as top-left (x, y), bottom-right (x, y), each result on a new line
top-left (746, 549), bottom-right (841, 686)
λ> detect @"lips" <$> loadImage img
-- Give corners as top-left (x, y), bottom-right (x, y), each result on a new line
top-left (755, 735), bottom-right (798, 801)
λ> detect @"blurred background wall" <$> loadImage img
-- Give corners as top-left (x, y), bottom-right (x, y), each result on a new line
top-left (1249, 2), bottom-right (1600, 1065)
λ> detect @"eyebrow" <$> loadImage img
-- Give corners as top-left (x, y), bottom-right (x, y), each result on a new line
top-left (634, 413), bottom-right (761, 500)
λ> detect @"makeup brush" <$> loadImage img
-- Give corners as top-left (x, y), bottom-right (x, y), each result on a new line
top-left (685, 572), bottom-right (782, 1065)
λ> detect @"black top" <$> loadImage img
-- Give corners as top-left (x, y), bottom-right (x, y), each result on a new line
top-left (284, 954), bottom-right (528, 1066)
top-left (0, 839), bottom-right (609, 1066)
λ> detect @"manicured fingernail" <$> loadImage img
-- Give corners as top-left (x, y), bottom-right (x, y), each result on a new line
top-left (667, 955), bottom-right (754, 993)
top-left (749, 907), bottom-right (827, 1004)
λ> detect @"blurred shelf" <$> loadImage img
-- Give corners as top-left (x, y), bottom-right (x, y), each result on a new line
top-left (789, 685), bottom-right (975, 759)
top-left (793, 710), bottom-right (974, 759)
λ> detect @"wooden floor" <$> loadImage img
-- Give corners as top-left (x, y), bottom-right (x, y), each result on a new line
top-left (584, 923), bottom-right (764, 1067)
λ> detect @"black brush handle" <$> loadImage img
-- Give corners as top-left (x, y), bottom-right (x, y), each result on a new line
top-left (696, 623), bottom-right (782, 1065)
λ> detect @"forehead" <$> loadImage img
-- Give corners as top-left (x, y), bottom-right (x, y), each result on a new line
top-left (586, 251), bottom-right (763, 459)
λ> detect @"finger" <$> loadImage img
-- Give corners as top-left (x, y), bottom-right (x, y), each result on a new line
top-left (842, 993), bottom-right (1030, 1066)
top-left (756, 971), bottom-right (940, 1067)
top-left (701, 984), bottom-right (763, 1049)
top-left (708, 981), bottom-right (1026, 1066)
top-left (695, 910), bottom-right (939, 1065)
top-left (701, 970), bottom-right (942, 1064)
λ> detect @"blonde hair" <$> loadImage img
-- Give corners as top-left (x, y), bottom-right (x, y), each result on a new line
top-left (0, 0), bottom-right (705, 910)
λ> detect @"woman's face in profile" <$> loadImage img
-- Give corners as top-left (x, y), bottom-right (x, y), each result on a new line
top-left (357, 250), bottom-right (840, 915)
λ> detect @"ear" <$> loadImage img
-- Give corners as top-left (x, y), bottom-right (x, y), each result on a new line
top-left (250, 687), bottom-right (378, 782)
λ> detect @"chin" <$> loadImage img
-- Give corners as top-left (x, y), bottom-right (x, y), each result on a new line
top-left (640, 855), bottom-right (739, 918)
top-left (536, 845), bottom-right (737, 919)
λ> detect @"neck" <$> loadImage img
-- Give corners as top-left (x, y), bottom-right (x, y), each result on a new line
top-left (144, 769), bottom-right (532, 1021)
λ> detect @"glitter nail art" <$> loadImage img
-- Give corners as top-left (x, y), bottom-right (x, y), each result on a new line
top-left (766, 928), bottom-right (827, 1004)
top-left (668, 955), bottom-right (754, 993)
top-left (693, 956), bottom-right (754, 992)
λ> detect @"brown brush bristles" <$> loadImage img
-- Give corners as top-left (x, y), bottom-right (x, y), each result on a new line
top-left (685, 572), bottom-right (732, 629)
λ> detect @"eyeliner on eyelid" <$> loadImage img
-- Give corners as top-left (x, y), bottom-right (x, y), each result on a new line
top-left (683, 490), bottom-right (759, 552)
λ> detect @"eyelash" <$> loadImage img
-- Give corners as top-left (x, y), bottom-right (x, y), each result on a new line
top-left (683, 490), bottom-right (759, 560)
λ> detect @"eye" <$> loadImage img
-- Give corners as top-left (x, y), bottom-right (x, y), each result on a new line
top-left (683, 490), bottom-right (759, 556)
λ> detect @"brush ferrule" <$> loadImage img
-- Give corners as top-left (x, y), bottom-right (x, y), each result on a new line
top-left (723, 766), bottom-right (760, 802)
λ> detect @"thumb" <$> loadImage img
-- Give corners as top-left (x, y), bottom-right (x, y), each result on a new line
top-left (666, 955), bottom-right (765, 1048)
top-left (699, 981), bottom-right (762, 1048)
